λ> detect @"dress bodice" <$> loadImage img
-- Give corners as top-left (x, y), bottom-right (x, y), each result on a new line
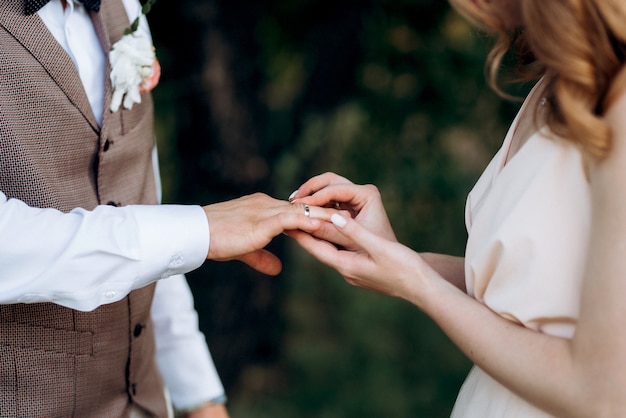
top-left (464, 101), bottom-right (591, 339)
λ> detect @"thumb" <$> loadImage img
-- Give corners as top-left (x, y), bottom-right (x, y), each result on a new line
top-left (238, 250), bottom-right (283, 276)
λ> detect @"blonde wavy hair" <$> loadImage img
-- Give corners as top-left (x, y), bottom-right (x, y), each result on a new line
top-left (450, 0), bottom-right (626, 159)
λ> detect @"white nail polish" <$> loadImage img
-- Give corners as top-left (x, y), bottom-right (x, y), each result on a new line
top-left (331, 214), bottom-right (347, 228)
top-left (288, 190), bottom-right (299, 202)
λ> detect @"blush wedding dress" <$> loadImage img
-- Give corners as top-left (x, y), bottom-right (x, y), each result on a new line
top-left (450, 83), bottom-right (590, 417)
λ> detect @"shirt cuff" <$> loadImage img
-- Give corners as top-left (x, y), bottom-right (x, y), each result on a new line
top-left (128, 204), bottom-right (209, 285)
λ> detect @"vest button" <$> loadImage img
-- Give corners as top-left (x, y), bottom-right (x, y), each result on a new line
top-left (103, 139), bottom-right (113, 151)
top-left (133, 323), bottom-right (143, 338)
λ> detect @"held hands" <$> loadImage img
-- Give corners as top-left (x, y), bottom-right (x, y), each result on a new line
top-left (201, 174), bottom-right (428, 299)
top-left (203, 193), bottom-right (335, 276)
top-left (289, 172), bottom-right (397, 248)
top-left (288, 172), bottom-right (427, 300)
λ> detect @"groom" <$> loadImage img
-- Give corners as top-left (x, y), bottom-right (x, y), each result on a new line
top-left (0, 0), bottom-right (322, 416)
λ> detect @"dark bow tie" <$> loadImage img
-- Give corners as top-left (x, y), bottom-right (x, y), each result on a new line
top-left (25, 0), bottom-right (101, 15)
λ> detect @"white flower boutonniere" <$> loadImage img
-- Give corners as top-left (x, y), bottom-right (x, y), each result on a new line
top-left (109, 34), bottom-right (155, 112)
top-left (109, 0), bottom-right (158, 112)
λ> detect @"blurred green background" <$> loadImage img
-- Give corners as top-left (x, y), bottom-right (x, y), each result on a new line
top-left (147, 0), bottom-right (522, 416)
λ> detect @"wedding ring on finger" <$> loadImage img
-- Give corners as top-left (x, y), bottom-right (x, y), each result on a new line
top-left (303, 204), bottom-right (311, 217)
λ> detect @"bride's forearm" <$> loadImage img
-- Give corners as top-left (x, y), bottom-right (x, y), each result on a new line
top-left (419, 253), bottom-right (466, 292)
top-left (407, 272), bottom-right (598, 418)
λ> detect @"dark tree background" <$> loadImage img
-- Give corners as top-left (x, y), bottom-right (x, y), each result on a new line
top-left (147, 0), bottom-right (522, 416)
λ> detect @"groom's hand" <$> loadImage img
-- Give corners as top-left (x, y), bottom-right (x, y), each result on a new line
top-left (182, 403), bottom-right (230, 418)
top-left (203, 193), bottom-right (333, 275)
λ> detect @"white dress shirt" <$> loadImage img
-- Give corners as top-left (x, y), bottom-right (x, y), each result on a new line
top-left (0, 0), bottom-right (225, 409)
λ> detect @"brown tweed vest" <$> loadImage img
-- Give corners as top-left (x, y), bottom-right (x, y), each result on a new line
top-left (0, 0), bottom-right (167, 416)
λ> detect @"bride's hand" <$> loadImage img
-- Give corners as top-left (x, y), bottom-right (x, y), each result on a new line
top-left (290, 211), bottom-right (427, 300)
top-left (289, 172), bottom-right (397, 248)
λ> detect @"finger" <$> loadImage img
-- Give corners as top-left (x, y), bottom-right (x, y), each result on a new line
top-left (329, 214), bottom-right (383, 257)
top-left (287, 230), bottom-right (347, 270)
top-left (309, 221), bottom-right (359, 249)
top-left (251, 208), bottom-right (325, 250)
top-left (289, 172), bottom-right (351, 201)
top-left (287, 223), bottom-right (356, 252)
top-left (291, 202), bottom-right (338, 222)
top-left (238, 249), bottom-right (282, 276)
top-left (295, 184), bottom-right (363, 210)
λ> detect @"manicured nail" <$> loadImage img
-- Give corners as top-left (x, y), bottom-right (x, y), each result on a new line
top-left (331, 214), bottom-right (347, 228)
top-left (288, 190), bottom-right (299, 202)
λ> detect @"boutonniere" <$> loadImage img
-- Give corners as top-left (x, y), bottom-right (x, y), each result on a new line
top-left (109, 0), bottom-right (158, 112)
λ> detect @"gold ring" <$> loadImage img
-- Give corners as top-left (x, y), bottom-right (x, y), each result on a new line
top-left (303, 204), bottom-right (310, 217)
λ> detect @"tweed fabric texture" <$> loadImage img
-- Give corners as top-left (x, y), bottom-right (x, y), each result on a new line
top-left (25, 0), bottom-right (101, 15)
top-left (0, 0), bottom-right (167, 416)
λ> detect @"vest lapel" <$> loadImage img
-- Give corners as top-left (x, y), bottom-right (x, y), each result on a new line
top-left (88, 10), bottom-right (114, 151)
top-left (89, 8), bottom-right (113, 138)
top-left (0, 0), bottom-right (99, 131)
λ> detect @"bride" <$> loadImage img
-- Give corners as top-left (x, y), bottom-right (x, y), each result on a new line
top-left (288, 0), bottom-right (626, 416)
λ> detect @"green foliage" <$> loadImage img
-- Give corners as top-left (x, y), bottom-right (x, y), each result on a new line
top-left (231, 250), bottom-right (471, 417)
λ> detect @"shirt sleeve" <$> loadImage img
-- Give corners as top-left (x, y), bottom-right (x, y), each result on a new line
top-left (0, 191), bottom-right (209, 312)
top-left (121, 0), bottom-right (151, 38)
top-left (151, 275), bottom-right (226, 409)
